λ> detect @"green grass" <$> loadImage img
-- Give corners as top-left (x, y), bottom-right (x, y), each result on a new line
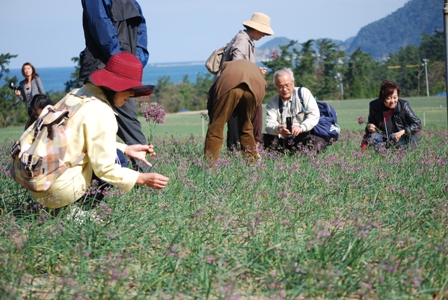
top-left (0, 98), bottom-right (447, 298)
top-left (1, 96), bottom-right (446, 141)
top-left (154, 96), bottom-right (447, 139)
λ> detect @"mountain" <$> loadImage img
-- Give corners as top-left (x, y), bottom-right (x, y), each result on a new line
top-left (256, 0), bottom-right (443, 61)
top-left (256, 36), bottom-right (300, 61)
top-left (255, 37), bottom-right (350, 61)
top-left (346, 0), bottom-right (443, 59)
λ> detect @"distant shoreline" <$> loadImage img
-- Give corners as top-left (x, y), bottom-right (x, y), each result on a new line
top-left (9, 61), bottom-right (208, 70)
top-left (3, 63), bottom-right (209, 91)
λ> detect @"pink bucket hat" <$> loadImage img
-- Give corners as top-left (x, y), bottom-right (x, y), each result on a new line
top-left (90, 52), bottom-right (155, 97)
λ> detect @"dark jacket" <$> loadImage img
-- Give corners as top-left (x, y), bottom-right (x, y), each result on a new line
top-left (14, 76), bottom-right (45, 114)
top-left (78, 0), bottom-right (149, 86)
top-left (312, 102), bottom-right (339, 141)
top-left (366, 98), bottom-right (421, 135)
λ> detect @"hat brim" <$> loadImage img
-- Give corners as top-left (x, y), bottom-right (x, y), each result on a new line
top-left (128, 85), bottom-right (155, 97)
top-left (90, 67), bottom-right (154, 97)
top-left (242, 21), bottom-right (274, 35)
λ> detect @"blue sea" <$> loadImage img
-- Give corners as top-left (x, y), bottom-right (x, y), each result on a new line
top-left (2, 62), bottom-right (209, 92)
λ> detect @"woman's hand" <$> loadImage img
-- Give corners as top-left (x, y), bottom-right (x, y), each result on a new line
top-left (367, 123), bottom-right (377, 133)
top-left (393, 129), bottom-right (406, 142)
top-left (124, 144), bottom-right (156, 167)
top-left (136, 172), bottom-right (169, 190)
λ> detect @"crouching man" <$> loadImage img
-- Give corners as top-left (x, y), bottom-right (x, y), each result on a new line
top-left (263, 68), bottom-right (327, 153)
top-left (205, 60), bottom-right (266, 161)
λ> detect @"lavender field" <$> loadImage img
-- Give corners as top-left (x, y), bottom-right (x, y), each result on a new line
top-left (0, 129), bottom-right (447, 299)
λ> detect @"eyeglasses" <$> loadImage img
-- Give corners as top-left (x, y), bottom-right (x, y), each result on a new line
top-left (276, 83), bottom-right (292, 90)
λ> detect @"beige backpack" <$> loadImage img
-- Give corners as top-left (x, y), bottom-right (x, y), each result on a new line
top-left (205, 44), bottom-right (227, 74)
top-left (10, 90), bottom-right (89, 192)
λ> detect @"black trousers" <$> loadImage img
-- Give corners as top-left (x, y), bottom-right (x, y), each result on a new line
top-left (226, 104), bottom-right (262, 150)
top-left (263, 132), bottom-right (328, 153)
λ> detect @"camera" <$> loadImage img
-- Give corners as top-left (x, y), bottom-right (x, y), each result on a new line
top-left (286, 116), bottom-right (293, 138)
top-left (286, 117), bottom-right (292, 132)
top-left (8, 81), bottom-right (20, 92)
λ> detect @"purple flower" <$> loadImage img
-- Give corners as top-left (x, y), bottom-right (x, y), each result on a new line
top-left (140, 102), bottom-right (166, 124)
top-left (358, 116), bottom-right (366, 125)
top-left (357, 116), bottom-right (366, 125)
top-left (270, 50), bottom-right (279, 61)
top-left (140, 102), bottom-right (166, 144)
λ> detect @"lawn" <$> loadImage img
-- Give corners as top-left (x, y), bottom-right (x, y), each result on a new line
top-left (1, 96), bottom-right (446, 141)
top-left (0, 97), bottom-right (447, 299)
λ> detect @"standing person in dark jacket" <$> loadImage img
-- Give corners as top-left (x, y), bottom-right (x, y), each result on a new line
top-left (76, 0), bottom-right (149, 170)
top-left (362, 80), bottom-right (422, 150)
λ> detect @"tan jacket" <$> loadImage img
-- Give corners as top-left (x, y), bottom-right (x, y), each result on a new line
top-left (213, 60), bottom-right (266, 106)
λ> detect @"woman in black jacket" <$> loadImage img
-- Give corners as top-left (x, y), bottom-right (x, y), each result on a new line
top-left (363, 80), bottom-right (422, 149)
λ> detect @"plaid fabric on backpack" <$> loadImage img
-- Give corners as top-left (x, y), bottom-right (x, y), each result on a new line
top-left (10, 89), bottom-right (90, 192)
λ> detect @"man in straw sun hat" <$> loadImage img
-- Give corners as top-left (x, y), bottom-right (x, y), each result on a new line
top-left (29, 52), bottom-right (169, 209)
top-left (205, 59), bottom-right (267, 162)
top-left (219, 12), bottom-right (274, 154)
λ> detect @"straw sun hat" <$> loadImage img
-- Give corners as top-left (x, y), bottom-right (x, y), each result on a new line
top-left (242, 12), bottom-right (274, 36)
top-left (90, 52), bottom-right (155, 97)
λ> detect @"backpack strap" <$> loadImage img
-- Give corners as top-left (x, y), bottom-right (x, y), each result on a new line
top-left (297, 87), bottom-right (306, 113)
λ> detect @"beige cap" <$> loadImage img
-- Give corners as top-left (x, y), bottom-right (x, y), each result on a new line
top-left (243, 12), bottom-right (274, 35)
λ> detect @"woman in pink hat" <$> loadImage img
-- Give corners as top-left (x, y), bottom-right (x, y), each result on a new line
top-left (29, 52), bottom-right (169, 209)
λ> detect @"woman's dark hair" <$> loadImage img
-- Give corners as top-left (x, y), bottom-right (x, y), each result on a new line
top-left (379, 80), bottom-right (400, 102)
top-left (103, 89), bottom-right (116, 105)
top-left (26, 94), bottom-right (53, 128)
top-left (31, 94), bottom-right (53, 112)
top-left (85, 77), bottom-right (116, 105)
top-left (21, 62), bottom-right (39, 81)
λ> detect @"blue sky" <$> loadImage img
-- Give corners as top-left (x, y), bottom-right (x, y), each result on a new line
top-left (0, 0), bottom-right (411, 69)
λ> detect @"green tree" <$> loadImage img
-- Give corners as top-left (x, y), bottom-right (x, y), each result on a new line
top-left (293, 39), bottom-right (318, 93)
top-left (0, 53), bottom-right (27, 127)
top-left (190, 73), bottom-right (213, 111)
top-left (386, 45), bottom-right (423, 96)
top-left (261, 40), bottom-right (297, 101)
top-left (344, 48), bottom-right (379, 99)
top-left (418, 30), bottom-right (445, 95)
top-left (64, 56), bottom-right (80, 92)
top-left (262, 40), bottom-right (296, 73)
top-left (315, 39), bottom-right (346, 100)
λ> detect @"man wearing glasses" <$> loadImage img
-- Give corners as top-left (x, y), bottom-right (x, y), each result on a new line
top-left (263, 68), bottom-right (327, 153)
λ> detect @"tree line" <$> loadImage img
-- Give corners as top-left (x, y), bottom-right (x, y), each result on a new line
top-left (0, 30), bottom-right (445, 127)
